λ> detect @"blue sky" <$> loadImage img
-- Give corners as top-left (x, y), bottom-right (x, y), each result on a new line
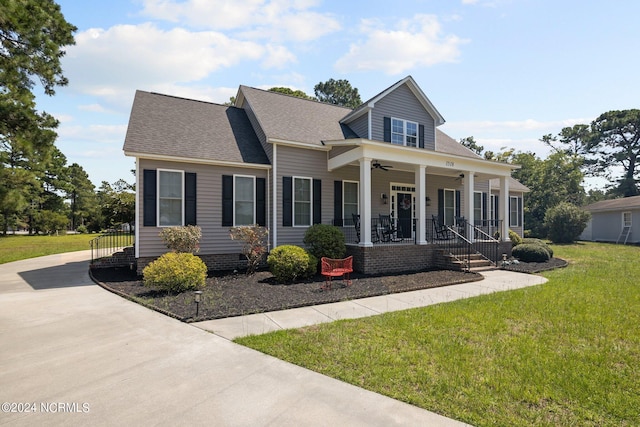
top-left (36, 0), bottom-right (640, 189)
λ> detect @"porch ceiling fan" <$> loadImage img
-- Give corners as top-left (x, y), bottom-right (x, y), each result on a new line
top-left (371, 160), bottom-right (393, 171)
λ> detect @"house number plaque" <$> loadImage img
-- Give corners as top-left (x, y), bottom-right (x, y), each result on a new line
top-left (446, 161), bottom-right (455, 167)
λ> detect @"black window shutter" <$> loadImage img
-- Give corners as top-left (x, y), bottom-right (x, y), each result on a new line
top-left (419, 124), bottom-right (425, 148)
top-left (518, 197), bottom-right (523, 227)
top-left (184, 172), bottom-right (197, 225)
top-left (509, 197), bottom-right (512, 226)
top-left (222, 175), bottom-right (233, 226)
top-left (256, 178), bottom-right (266, 226)
top-left (283, 176), bottom-right (292, 227)
top-left (383, 116), bottom-right (391, 142)
top-left (437, 189), bottom-right (444, 222)
top-left (455, 190), bottom-right (461, 218)
top-left (333, 181), bottom-right (343, 226)
top-left (313, 179), bottom-right (322, 224)
top-left (494, 196), bottom-right (499, 221)
top-left (482, 192), bottom-right (488, 222)
top-left (143, 169), bottom-right (157, 226)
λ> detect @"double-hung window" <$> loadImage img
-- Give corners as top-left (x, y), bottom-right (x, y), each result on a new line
top-left (509, 196), bottom-right (521, 227)
top-left (623, 211), bottom-right (632, 228)
top-left (391, 118), bottom-right (418, 147)
top-left (474, 192), bottom-right (483, 225)
top-left (234, 175), bottom-right (255, 226)
top-left (158, 169), bottom-right (183, 226)
top-left (294, 177), bottom-right (312, 226)
top-left (443, 189), bottom-right (456, 225)
top-left (343, 181), bottom-right (359, 223)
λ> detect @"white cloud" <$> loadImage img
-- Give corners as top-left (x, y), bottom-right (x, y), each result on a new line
top-left (57, 123), bottom-right (128, 144)
top-left (261, 45), bottom-right (297, 69)
top-left (334, 15), bottom-right (467, 75)
top-left (78, 104), bottom-right (111, 113)
top-left (140, 0), bottom-right (341, 42)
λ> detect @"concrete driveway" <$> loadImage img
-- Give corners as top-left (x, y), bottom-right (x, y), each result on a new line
top-left (0, 251), bottom-right (468, 426)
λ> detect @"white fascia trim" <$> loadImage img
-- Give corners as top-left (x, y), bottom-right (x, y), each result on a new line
top-left (124, 151), bottom-right (272, 170)
top-left (267, 138), bottom-right (331, 151)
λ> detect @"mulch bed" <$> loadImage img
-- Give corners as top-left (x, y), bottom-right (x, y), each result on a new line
top-left (90, 258), bottom-right (566, 323)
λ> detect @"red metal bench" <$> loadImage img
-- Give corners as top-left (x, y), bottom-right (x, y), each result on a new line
top-left (320, 256), bottom-right (353, 290)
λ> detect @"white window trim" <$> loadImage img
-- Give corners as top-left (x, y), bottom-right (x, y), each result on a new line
top-left (233, 174), bottom-right (256, 227)
top-left (343, 180), bottom-right (359, 223)
top-left (443, 188), bottom-right (456, 226)
top-left (293, 176), bottom-right (312, 227)
top-left (509, 196), bottom-right (520, 228)
top-left (391, 117), bottom-right (419, 147)
top-left (474, 191), bottom-right (484, 224)
top-left (157, 168), bottom-right (184, 227)
top-left (623, 211), bottom-right (632, 228)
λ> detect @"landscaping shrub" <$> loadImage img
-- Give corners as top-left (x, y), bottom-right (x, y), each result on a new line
top-left (229, 225), bottom-right (269, 275)
top-left (267, 245), bottom-right (317, 284)
top-left (544, 202), bottom-right (590, 243)
top-left (522, 238), bottom-right (554, 258)
top-left (509, 229), bottom-right (523, 246)
top-left (159, 225), bottom-right (201, 253)
top-left (512, 243), bottom-right (551, 263)
top-left (76, 225), bottom-right (88, 234)
top-left (303, 224), bottom-right (346, 260)
top-left (143, 252), bottom-right (207, 292)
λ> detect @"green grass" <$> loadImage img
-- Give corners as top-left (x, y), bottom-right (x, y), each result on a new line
top-left (236, 242), bottom-right (640, 426)
top-left (0, 233), bottom-right (98, 264)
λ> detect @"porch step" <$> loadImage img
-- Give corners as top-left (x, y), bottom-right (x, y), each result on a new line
top-left (437, 251), bottom-right (493, 272)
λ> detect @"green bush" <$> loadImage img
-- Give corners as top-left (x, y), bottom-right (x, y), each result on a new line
top-left (544, 202), bottom-right (590, 243)
top-left (522, 238), bottom-right (554, 258)
top-left (512, 243), bottom-right (551, 263)
top-left (267, 245), bottom-right (317, 284)
top-left (509, 229), bottom-right (523, 247)
top-left (159, 225), bottom-right (202, 253)
top-left (303, 224), bottom-right (346, 260)
top-left (76, 225), bottom-right (88, 234)
top-left (143, 252), bottom-right (207, 292)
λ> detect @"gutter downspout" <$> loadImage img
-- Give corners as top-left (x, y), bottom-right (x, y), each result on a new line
top-left (272, 143), bottom-right (278, 250)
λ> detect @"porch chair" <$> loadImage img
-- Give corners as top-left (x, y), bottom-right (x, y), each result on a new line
top-left (431, 215), bottom-right (453, 240)
top-left (320, 256), bottom-right (353, 290)
top-left (352, 213), bottom-right (380, 243)
top-left (378, 214), bottom-right (398, 242)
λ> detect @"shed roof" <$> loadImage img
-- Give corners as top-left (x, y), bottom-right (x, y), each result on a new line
top-left (582, 195), bottom-right (640, 212)
top-left (123, 91), bottom-right (269, 165)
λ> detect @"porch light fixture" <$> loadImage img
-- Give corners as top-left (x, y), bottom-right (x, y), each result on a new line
top-left (381, 193), bottom-right (388, 204)
top-left (194, 290), bottom-right (202, 317)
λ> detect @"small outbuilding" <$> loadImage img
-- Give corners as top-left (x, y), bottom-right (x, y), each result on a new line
top-left (580, 196), bottom-right (640, 244)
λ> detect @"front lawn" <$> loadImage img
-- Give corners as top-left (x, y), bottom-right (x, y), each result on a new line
top-left (0, 233), bottom-right (97, 264)
top-left (236, 242), bottom-right (640, 427)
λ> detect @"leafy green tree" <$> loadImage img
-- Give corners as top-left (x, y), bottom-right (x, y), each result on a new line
top-left (66, 163), bottom-right (96, 230)
top-left (314, 78), bottom-right (362, 108)
top-left (544, 202), bottom-right (590, 243)
top-left (459, 136), bottom-right (484, 156)
top-left (268, 87), bottom-right (315, 100)
top-left (0, 0), bottom-right (76, 234)
top-left (97, 179), bottom-right (135, 230)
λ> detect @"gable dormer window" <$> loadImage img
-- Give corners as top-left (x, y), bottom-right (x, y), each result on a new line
top-left (391, 118), bottom-right (418, 147)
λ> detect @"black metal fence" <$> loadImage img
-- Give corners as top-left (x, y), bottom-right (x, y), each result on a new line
top-left (90, 225), bottom-right (134, 263)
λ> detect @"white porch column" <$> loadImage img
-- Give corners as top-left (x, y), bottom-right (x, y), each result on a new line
top-left (464, 171), bottom-right (474, 242)
top-left (500, 176), bottom-right (510, 241)
top-left (360, 157), bottom-right (373, 246)
top-left (415, 165), bottom-right (427, 245)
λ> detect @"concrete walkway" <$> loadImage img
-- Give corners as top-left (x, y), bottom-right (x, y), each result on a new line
top-left (194, 271), bottom-right (547, 339)
top-left (0, 252), bottom-right (546, 426)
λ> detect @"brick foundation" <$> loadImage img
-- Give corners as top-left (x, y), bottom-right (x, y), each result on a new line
top-left (346, 244), bottom-right (435, 275)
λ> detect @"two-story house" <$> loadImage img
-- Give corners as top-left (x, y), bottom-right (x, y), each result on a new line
top-left (123, 76), bottom-right (526, 274)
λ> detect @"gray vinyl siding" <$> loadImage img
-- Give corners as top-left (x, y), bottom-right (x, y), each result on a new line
top-left (328, 145), bottom-right (357, 159)
top-left (349, 114), bottom-right (369, 139)
top-left (587, 210), bottom-right (639, 243)
top-left (370, 84), bottom-right (436, 149)
top-left (137, 158), bottom-right (269, 258)
top-left (242, 101), bottom-right (272, 161)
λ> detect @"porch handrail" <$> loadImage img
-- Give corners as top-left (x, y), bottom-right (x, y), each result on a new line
top-left (468, 221), bottom-right (501, 266)
top-left (90, 225), bottom-right (134, 264)
top-left (439, 224), bottom-right (473, 272)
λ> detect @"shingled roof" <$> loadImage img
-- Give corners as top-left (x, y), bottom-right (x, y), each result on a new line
top-left (238, 85), bottom-right (357, 145)
top-left (123, 91), bottom-right (269, 165)
top-left (583, 195), bottom-right (640, 212)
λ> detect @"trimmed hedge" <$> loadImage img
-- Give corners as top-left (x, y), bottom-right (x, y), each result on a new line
top-left (522, 238), bottom-right (554, 258)
top-left (303, 224), bottom-right (346, 260)
top-left (143, 252), bottom-right (207, 292)
top-left (267, 245), bottom-right (317, 284)
top-left (512, 243), bottom-right (551, 263)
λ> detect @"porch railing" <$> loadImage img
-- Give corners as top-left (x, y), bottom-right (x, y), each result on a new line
top-left (435, 224), bottom-right (473, 272)
top-left (466, 220), bottom-right (502, 266)
top-left (90, 225), bottom-right (134, 264)
top-left (334, 217), bottom-right (416, 245)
